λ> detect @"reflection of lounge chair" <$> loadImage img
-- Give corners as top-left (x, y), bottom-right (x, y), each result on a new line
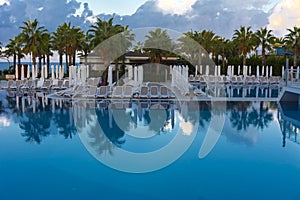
top-left (259, 77), bottom-right (269, 84)
top-left (150, 86), bottom-right (159, 99)
top-left (269, 76), bottom-right (280, 84)
top-left (139, 86), bottom-right (149, 98)
top-left (160, 86), bottom-right (169, 98)
top-left (97, 86), bottom-right (108, 98)
top-left (123, 86), bottom-right (133, 98)
top-left (84, 86), bottom-right (97, 98)
top-left (0, 80), bottom-right (8, 89)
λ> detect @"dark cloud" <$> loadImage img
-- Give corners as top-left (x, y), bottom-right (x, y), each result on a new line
top-left (0, 0), bottom-right (272, 44)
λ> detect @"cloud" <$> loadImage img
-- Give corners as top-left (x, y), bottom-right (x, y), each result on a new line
top-left (268, 0), bottom-right (300, 36)
top-left (156, 0), bottom-right (197, 15)
top-left (0, 0), bottom-right (280, 45)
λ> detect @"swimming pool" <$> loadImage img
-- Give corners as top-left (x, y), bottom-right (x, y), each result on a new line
top-left (0, 90), bottom-right (300, 200)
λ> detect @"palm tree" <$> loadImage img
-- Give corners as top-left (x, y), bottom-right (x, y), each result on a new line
top-left (144, 28), bottom-right (174, 75)
top-left (254, 27), bottom-right (275, 66)
top-left (52, 24), bottom-right (66, 67)
top-left (19, 19), bottom-right (47, 72)
top-left (233, 26), bottom-right (255, 66)
top-left (78, 31), bottom-right (93, 65)
top-left (285, 26), bottom-right (300, 66)
top-left (89, 17), bottom-right (132, 80)
top-left (89, 17), bottom-right (124, 48)
top-left (144, 28), bottom-right (174, 63)
top-left (5, 35), bottom-right (24, 67)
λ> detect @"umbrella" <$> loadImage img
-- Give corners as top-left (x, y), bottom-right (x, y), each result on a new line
top-left (206, 65), bottom-right (209, 76)
top-left (86, 65), bottom-right (89, 79)
top-left (108, 65), bottom-right (113, 87)
top-left (238, 65), bottom-right (240, 75)
top-left (45, 65), bottom-right (48, 79)
top-left (227, 65), bottom-right (231, 76)
top-left (27, 65), bottom-right (30, 79)
top-left (214, 65), bottom-right (217, 76)
top-left (134, 66), bottom-right (138, 82)
top-left (51, 65), bottom-right (55, 80)
top-left (69, 65), bottom-right (72, 85)
top-left (218, 65), bottom-right (221, 76)
top-left (32, 65), bottom-right (35, 80)
top-left (21, 65), bottom-right (24, 81)
top-left (249, 66), bottom-right (252, 76)
top-left (61, 65), bottom-right (64, 79)
top-left (55, 65), bottom-right (59, 79)
top-left (231, 65), bottom-right (235, 76)
top-left (270, 66), bottom-right (273, 77)
top-left (266, 66), bottom-right (269, 78)
top-left (15, 65), bottom-right (18, 80)
top-left (256, 66), bottom-right (260, 77)
top-left (41, 64), bottom-right (44, 80)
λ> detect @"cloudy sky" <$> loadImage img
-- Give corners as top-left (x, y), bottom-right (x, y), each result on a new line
top-left (0, 0), bottom-right (299, 45)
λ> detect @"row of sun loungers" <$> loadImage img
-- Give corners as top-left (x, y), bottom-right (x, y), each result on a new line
top-left (0, 79), bottom-right (70, 90)
top-left (56, 85), bottom-right (174, 99)
top-left (188, 75), bottom-right (281, 85)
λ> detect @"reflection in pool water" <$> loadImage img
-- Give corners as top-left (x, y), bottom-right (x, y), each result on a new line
top-left (0, 91), bottom-right (300, 199)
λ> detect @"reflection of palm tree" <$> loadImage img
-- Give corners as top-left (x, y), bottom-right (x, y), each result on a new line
top-left (52, 107), bottom-right (76, 139)
top-left (249, 104), bottom-right (273, 131)
top-left (229, 102), bottom-right (273, 131)
top-left (229, 102), bottom-right (252, 131)
top-left (19, 110), bottom-right (51, 144)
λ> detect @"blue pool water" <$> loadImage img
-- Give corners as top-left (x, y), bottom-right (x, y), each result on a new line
top-left (0, 90), bottom-right (300, 200)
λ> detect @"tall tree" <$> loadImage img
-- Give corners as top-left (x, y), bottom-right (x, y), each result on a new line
top-left (20, 19), bottom-right (47, 73)
top-left (233, 26), bottom-right (255, 66)
top-left (285, 26), bottom-right (300, 66)
top-left (5, 35), bottom-right (24, 67)
top-left (254, 27), bottom-right (275, 66)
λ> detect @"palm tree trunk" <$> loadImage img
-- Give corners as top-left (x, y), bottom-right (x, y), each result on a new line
top-left (13, 53), bottom-right (16, 67)
top-left (47, 54), bottom-right (50, 70)
top-left (65, 54), bottom-right (68, 68)
top-left (243, 52), bottom-right (247, 66)
top-left (59, 54), bottom-right (63, 67)
top-left (294, 47), bottom-right (298, 67)
top-left (262, 45), bottom-right (266, 66)
top-left (17, 55), bottom-right (21, 66)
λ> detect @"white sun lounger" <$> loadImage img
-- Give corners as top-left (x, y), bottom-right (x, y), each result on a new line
top-left (150, 86), bottom-right (159, 99)
top-left (139, 86), bottom-right (149, 98)
top-left (97, 86), bottom-right (108, 99)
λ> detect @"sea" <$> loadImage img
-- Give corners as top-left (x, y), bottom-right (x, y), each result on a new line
top-left (0, 62), bottom-right (76, 71)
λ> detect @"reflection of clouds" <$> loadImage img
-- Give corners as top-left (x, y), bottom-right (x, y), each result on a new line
top-left (178, 114), bottom-right (193, 136)
top-left (0, 116), bottom-right (11, 127)
top-left (225, 126), bottom-right (260, 146)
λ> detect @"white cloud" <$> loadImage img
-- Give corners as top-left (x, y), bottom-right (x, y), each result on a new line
top-left (268, 0), bottom-right (300, 36)
top-left (0, 0), bottom-right (9, 5)
top-left (156, 0), bottom-right (197, 15)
